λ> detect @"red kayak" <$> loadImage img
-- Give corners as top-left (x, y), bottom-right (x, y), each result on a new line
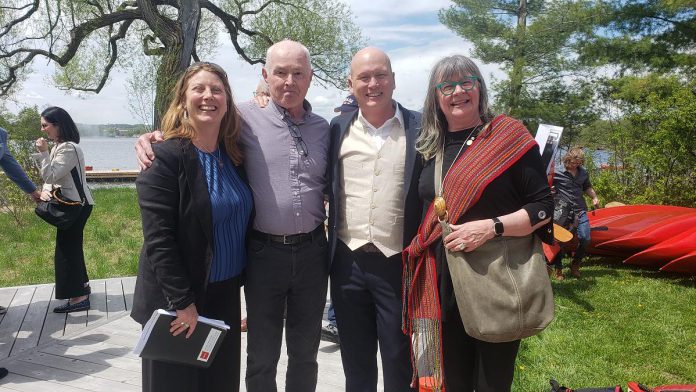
top-left (587, 205), bottom-right (692, 224)
top-left (597, 212), bottom-right (696, 252)
top-left (590, 210), bottom-right (693, 251)
top-left (543, 242), bottom-right (562, 263)
top-left (660, 250), bottom-right (696, 275)
top-left (623, 226), bottom-right (696, 267)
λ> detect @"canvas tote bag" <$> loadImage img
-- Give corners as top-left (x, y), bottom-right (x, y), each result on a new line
top-left (435, 151), bottom-right (554, 343)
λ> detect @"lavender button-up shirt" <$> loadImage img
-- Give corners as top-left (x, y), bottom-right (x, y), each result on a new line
top-left (238, 100), bottom-right (329, 236)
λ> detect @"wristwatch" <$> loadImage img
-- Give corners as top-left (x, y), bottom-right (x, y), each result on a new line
top-left (492, 217), bottom-right (504, 237)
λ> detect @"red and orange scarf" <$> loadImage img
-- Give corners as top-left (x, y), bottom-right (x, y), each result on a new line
top-left (401, 115), bottom-right (537, 390)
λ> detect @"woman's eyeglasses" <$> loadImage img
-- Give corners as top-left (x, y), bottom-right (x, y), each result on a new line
top-left (435, 76), bottom-right (479, 96)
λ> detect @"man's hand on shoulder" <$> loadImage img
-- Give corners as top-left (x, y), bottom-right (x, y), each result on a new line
top-left (135, 130), bottom-right (164, 170)
top-left (254, 95), bottom-right (270, 108)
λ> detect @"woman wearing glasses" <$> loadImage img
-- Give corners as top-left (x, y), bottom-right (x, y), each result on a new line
top-left (402, 55), bottom-right (554, 391)
top-left (132, 62), bottom-right (252, 392)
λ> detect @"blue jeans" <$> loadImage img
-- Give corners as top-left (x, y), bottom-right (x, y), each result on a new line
top-left (327, 303), bottom-right (336, 326)
top-left (553, 210), bottom-right (591, 268)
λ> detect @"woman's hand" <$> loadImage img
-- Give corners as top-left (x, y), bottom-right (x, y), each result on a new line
top-left (35, 137), bottom-right (48, 152)
top-left (443, 219), bottom-right (495, 252)
top-left (170, 302), bottom-right (199, 338)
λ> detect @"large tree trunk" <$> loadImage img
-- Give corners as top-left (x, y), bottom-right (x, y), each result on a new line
top-left (150, 0), bottom-right (201, 128)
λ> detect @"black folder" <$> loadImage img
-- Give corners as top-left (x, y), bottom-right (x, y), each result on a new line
top-left (134, 309), bottom-right (229, 368)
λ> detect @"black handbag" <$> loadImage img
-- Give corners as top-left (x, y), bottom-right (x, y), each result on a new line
top-left (35, 146), bottom-right (88, 230)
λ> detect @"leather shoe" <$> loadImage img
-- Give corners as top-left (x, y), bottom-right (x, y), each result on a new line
top-left (0, 305), bottom-right (6, 315)
top-left (321, 323), bottom-right (340, 344)
top-left (53, 298), bottom-right (90, 313)
top-left (0, 367), bottom-right (8, 380)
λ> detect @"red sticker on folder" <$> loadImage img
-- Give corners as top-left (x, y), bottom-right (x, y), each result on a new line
top-left (197, 329), bottom-right (222, 362)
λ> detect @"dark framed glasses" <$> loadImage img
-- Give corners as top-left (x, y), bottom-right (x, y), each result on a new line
top-left (283, 116), bottom-right (308, 158)
top-left (436, 76), bottom-right (479, 96)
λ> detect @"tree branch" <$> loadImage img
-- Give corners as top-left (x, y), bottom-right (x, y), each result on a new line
top-left (0, 0), bottom-right (40, 38)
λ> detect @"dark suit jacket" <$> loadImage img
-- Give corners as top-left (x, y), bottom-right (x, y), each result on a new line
top-left (327, 103), bottom-right (422, 266)
top-left (131, 138), bottom-right (248, 325)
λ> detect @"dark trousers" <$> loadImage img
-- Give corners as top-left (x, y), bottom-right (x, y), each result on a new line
top-left (442, 301), bottom-right (521, 392)
top-left (142, 276), bottom-right (242, 392)
top-left (244, 229), bottom-right (328, 392)
top-left (54, 204), bottom-right (92, 299)
top-left (331, 241), bottom-right (414, 392)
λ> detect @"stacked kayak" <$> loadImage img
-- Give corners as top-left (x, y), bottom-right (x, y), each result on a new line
top-left (585, 205), bottom-right (696, 275)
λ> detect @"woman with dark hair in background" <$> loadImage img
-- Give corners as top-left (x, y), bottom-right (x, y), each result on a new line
top-left (403, 55), bottom-right (554, 391)
top-left (131, 62), bottom-right (252, 392)
top-left (33, 106), bottom-right (94, 313)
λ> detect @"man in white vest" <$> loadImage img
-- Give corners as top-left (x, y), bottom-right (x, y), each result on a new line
top-left (327, 47), bottom-right (422, 392)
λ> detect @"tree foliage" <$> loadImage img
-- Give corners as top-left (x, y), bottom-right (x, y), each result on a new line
top-left (0, 0), bottom-right (364, 125)
top-left (0, 105), bottom-right (42, 223)
top-left (589, 75), bottom-right (695, 206)
top-left (440, 0), bottom-right (601, 115)
top-left (578, 0), bottom-right (696, 74)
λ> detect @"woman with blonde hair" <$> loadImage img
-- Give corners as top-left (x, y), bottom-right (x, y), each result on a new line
top-left (131, 62), bottom-right (253, 392)
top-left (551, 147), bottom-right (600, 279)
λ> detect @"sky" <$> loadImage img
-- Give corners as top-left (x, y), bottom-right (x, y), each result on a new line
top-left (6, 0), bottom-right (505, 125)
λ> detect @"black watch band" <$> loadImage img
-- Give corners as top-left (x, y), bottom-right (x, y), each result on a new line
top-left (492, 217), bottom-right (504, 237)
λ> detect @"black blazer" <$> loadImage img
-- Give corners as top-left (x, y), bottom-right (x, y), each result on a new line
top-left (327, 103), bottom-right (422, 266)
top-left (131, 138), bottom-right (248, 325)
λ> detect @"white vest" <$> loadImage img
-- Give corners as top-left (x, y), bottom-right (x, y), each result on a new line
top-left (337, 115), bottom-right (406, 257)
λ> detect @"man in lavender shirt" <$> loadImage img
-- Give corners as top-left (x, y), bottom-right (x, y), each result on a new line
top-left (136, 40), bottom-right (329, 392)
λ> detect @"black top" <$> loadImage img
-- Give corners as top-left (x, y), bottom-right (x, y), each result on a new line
top-left (553, 166), bottom-right (591, 213)
top-left (415, 127), bottom-right (554, 318)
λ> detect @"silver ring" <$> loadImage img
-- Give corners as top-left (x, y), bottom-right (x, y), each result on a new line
top-left (457, 243), bottom-right (466, 251)
top-left (180, 322), bottom-right (189, 328)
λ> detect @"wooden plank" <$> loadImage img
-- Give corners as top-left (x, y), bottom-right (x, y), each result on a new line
top-left (40, 343), bottom-right (141, 372)
top-left (38, 288), bottom-right (67, 345)
top-left (19, 352), bottom-right (140, 385)
top-left (10, 285), bottom-right (53, 356)
top-left (104, 279), bottom-right (125, 317)
top-left (76, 332), bottom-right (138, 350)
top-left (0, 287), bottom-right (16, 312)
top-left (0, 287), bottom-right (34, 359)
top-left (121, 277), bottom-right (136, 312)
top-left (0, 371), bottom-right (91, 392)
top-left (6, 359), bottom-right (140, 392)
top-left (86, 281), bottom-right (107, 327)
top-left (62, 308), bottom-right (88, 338)
top-left (57, 337), bottom-right (139, 360)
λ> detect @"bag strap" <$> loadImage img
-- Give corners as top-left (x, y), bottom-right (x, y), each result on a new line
top-left (67, 142), bottom-right (87, 205)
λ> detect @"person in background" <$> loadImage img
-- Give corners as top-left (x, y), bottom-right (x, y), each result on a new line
top-left (327, 47), bottom-right (422, 391)
top-left (1, 127), bottom-right (41, 317)
top-left (240, 77), bottom-right (271, 334)
top-left (131, 61), bottom-right (252, 392)
top-left (403, 54), bottom-right (553, 391)
top-left (33, 107), bottom-right (95, 313)
top-left (320, 93), bottom-right (358, 346)
top-left (550, 147), bottom-right (600, 279)
top-left (135, 40), bottom-right (330, 392)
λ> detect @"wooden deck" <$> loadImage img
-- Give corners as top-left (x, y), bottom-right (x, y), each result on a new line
top-left (0, 277), bottom-right (376, 391)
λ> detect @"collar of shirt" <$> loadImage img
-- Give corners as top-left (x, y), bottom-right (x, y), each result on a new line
top-left (356, 101), bottom-right (403, 137)
top-left (269, 99), bottom-right (314, 125)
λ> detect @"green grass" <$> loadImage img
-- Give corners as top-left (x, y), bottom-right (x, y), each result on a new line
top-left (514, 259), bottom-right (696, 390)
top-left (0, 187), bottom-right (142, 287)
top-left (1, 189), bottom-right (695, 389)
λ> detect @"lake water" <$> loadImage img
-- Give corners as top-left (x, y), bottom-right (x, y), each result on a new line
top-left (80, 137), bottom-right (140, 170)
top-left (77, 137), bottom-right (611, 171)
